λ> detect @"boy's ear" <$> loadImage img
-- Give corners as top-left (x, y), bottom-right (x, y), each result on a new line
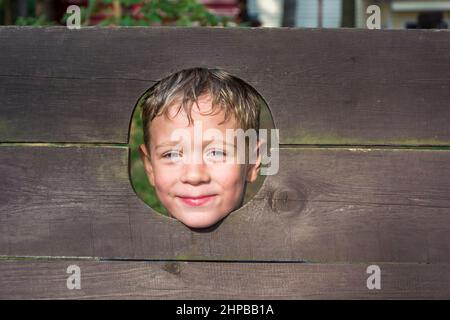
top-left (139, 144), bottom-right (155, 187)
top-left (246, 139), bottom-right (264, 183)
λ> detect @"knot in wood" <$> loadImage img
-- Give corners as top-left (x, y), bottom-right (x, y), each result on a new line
top-left (162, 262), bottom-right (181, 276)
top-left (270, 186), bottom-right (306, 215)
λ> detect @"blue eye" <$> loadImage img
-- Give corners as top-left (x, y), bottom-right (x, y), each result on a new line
top-left (212, 150), bottom-right (225, 156)
top-left (163, 151), bottom-right (182, 159)
top-left (207, 149), bottom-right (226, 160)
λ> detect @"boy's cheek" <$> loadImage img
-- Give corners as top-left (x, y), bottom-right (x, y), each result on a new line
top-left (212, 164), bottom-right (247, 186)
top-left (153, 170), bottom-right (176, 192)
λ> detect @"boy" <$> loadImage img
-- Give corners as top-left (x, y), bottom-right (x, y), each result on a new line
top-left (139, 67), bottom-right (264, 229)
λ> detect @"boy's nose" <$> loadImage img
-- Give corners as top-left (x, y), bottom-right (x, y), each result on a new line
top-left (180, 163), bottom-right (211, 185)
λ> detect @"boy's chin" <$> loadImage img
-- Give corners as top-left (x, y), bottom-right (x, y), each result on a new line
top-left (171, 211), bottom-right (227, 229)
top-left (182, 218), bottom-right (222, 230)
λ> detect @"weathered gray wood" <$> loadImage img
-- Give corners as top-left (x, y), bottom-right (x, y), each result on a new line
top-left (0, 76), bottom-right (151, 143)
top-left (1, 27), bottom-right (450, 145)
top-left (1, 146), bottom-right (449, 262)
top-left (0, 260), bottom-right (448, 299)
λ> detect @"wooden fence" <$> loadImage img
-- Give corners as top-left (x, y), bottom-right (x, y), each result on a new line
top-left (0, 26), bottom-right (449, 299)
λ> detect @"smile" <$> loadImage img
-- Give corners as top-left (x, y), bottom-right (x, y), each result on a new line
top-left (178, 195), bottom-right (216, 207)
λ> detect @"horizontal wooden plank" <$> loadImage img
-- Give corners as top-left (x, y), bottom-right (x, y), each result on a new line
top-left (1, 146), bottom-right (450, 262)
top-left (0, 76), bottom-right (151, 143)
top-left (1, 27), bottom-right (450, 144)
top-left (0, 260), bottom-right (448, 299)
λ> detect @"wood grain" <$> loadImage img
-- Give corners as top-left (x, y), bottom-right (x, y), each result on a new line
top-left (0, 260), bottom-right (448, 299)
top-left (1, 27), bottom-right (449, 144)
top-left (1, 146), bottom-right (449, 262)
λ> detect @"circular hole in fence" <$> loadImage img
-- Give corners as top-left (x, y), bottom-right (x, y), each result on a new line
top-left (129, 67), bottom-right (275, 228)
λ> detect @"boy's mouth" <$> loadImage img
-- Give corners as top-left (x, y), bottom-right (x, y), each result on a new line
top-left (178, 195), bottom-right (217, 207)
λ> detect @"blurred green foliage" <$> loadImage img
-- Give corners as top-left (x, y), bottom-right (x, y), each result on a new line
top-left (15, 15), bottom-right (55, 26)
top-left (9, 0), bottom-right (232, 27)
top-left (129, 97), bottom-right (168, 215)
top-left (58, 0), bottom-right (232, 27)
top-left (1, 0), bottom-right (54, 25)
top-left (91, 0), bottom-right (231, 27)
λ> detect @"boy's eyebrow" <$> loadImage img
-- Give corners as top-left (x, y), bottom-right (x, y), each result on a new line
top-left (154, 139), bottom-right (237, 149)
top-left (155, 140), bottom-right (182, 149)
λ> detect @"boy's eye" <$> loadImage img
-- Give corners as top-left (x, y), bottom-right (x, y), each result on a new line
top-left (162, 151), bottom-right (182, 160)
top-left (205, 149), bottom-right (226, 161)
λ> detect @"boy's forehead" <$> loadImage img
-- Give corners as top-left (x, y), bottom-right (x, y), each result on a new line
top-left (167, 94), bottom-right (215, 117)
top-left (149, 97), bottom-right (239, 140)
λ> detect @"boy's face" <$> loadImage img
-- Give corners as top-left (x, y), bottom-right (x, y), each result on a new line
top-left (140, 94), bottom-right (261, 229)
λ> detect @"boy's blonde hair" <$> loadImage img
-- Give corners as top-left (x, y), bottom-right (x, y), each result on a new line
top-left (141, 67), bottom-right (265, 149)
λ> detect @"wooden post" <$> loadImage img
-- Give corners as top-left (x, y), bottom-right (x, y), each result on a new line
top-left (282, 0), bottom-right (297, 27)
top-left (16, 0), bottom-right (28, 18)
top-left (317, 0), bottom-right (323, 28)
top-left (341, 0), bottom-right (355, 27)
top-left (3, 0), bottom-right (13, 24)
